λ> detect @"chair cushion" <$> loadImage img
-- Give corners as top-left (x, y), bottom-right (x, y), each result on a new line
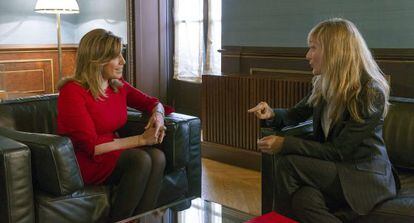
top-left (384, 97), bottom-right (414, 170)
top-left (345, 171), bottom-right (414, 223)
top-left (36, 186), bottom-right (110, 223)
top-left (354, 197), bottom-right (414, 223)
top-left (398, 171), bottom-right (414, 196)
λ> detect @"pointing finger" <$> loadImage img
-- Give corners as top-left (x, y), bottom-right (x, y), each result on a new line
top-left (248, 105), bottom-right (260, 113)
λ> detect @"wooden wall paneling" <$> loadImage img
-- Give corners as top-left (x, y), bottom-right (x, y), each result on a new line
top-left (376, 60), bottom-right (414, 98)
top-left (219, 47), bottom-right (241, 74)
top-left (221, 46), bottom-right (414, 98)
top-left (126, 0), bottom-right (137, 86)
top-left (0, 59), bottom-right (52, 98)
top-left (158, 0), bottom-right (173, 104)
top-left (140, 0), bottom-right (160, 97)
top-left (0, 45), bottom-right (77, 100)
top-left (201, 78), bottom-right (206, 141)
top-left (201, 74), bottom-right (312, 170)
top-left (4, 70), bottom-right (45, 92)
top-left (61, 49), bottom-right (77, 79)
top-left (171, 80), bottom-right (201, 117)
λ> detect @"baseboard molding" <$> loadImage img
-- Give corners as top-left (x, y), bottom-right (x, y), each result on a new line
top-left (201, 141), bottom-right (261, 171)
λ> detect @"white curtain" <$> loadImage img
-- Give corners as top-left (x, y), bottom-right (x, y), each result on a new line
top-left (173, 0), bottom-right (204, 82)
top-left (205, 0), bottom-right (222, 75)
top-left (174, 0), bottom-right (221, 82)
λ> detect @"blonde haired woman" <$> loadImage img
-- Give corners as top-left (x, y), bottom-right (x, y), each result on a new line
top-left (57, 29), bottom-right (173, 222)
top-left (249, 18), bottom-right (397, 222)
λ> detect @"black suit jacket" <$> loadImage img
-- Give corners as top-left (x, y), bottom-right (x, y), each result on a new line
top-left (267, 92), bottom-right (397, 215)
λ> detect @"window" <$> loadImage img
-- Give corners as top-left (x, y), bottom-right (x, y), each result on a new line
top-left (173, 0), bottom-right (221, 83)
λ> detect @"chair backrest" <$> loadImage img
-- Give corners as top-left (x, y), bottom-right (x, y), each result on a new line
top-left (0, 94), bottom-right (58, 134)
top-left (384, 97), bottom-right (414, 171)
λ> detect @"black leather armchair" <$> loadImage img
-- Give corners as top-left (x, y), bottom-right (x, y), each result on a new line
top-left (0, 94), bottom-right (201, 223)
top-left (261, 97), bottom-right (414, 222)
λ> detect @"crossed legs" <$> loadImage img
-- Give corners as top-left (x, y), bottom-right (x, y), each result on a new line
top-left (274, 155), bottom-right (355, 223)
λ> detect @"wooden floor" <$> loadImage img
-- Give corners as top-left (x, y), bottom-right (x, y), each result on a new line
top-left (201, 158), bottom-right (261, 217)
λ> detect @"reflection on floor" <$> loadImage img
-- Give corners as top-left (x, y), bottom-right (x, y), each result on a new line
top-left (177, 199), bottom-right (222, 223)
top-left (201, 158), bottom-right (261, 216)
top-left (177, 198), bottom-right (254, 223)
top-left (137, 158), bottom-right (261, 223)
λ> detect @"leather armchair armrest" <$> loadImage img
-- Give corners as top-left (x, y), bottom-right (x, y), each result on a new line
top-left (0, 135), bottom-right (35, 223)
top-left (118, 109), bottom-right (201, 172)
top-left (260, 119), bottom-right (313, 138)
top-left (0, 127), bottom-right (83, 197)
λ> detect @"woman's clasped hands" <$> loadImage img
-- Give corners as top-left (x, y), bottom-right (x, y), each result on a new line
top-left (248, 102), bottom-right (285, 154)
top-left (142, 111), bottom-right (167, 145)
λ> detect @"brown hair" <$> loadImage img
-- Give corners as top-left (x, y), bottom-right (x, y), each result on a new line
top-left (58, 29), bottom-right (123, 99)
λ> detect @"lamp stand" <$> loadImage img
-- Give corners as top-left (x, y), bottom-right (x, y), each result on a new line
top-left (56, 13), bottom-right (62, 82)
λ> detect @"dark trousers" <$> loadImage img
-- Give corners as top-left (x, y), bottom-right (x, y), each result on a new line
top-left (104, 148), bottom-right (166, 222)
top-left (274, 155), bottom-right (358, 223)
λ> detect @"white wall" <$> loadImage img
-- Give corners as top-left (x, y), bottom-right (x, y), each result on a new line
top-left (0, 0), bottom-right (127, 45)
top-left (222, 0), bottom-right (414, 48)
top-left (75, 0), bottom-right (127, 43)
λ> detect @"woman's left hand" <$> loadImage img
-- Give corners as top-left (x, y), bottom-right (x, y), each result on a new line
top-left (145, 112), bottom-right (166, 143)
top-left (257, 135), bottom-right (285, 154)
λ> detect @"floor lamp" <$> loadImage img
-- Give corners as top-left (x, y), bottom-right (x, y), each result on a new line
top-left (34, 0), bottom-right (79, 83)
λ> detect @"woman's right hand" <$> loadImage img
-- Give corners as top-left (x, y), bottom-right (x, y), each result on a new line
top-left (140, 126), bottom-right (159, 146)
top-left (248, 102), bottom-right (275, 119)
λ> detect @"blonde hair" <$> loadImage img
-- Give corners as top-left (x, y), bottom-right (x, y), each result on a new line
top-left (58, 29), bottom-right (123, 99)
top-left (307, 18), bottom-right (389, 123)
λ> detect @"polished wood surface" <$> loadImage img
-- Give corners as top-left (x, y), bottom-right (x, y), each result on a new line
top-left (0, 91), bottom-right (6, 100)
top-left (202, 74), bottom-right (311, 154)
top-left (202, 141), bottom-right (261, 171)
top-left (0, 45), bottom-right (77, 99)
top-left (202, 158), bottom-right (261, 216)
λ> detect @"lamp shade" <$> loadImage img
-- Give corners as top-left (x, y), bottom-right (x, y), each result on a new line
top-left (34, 0), bottom-right (79, 14)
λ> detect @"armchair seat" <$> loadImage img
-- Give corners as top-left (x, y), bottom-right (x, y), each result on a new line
top-left (35, 187), bottom-right (110, 223)
top-left (0, 94), bottom-right (201, 223)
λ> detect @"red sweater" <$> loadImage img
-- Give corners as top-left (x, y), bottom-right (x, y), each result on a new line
top-left (57, 80), bottom-right (171, 185)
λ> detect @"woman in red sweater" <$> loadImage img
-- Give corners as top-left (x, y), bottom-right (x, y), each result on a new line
top-left (57, 29), bottom-right (172, 222)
